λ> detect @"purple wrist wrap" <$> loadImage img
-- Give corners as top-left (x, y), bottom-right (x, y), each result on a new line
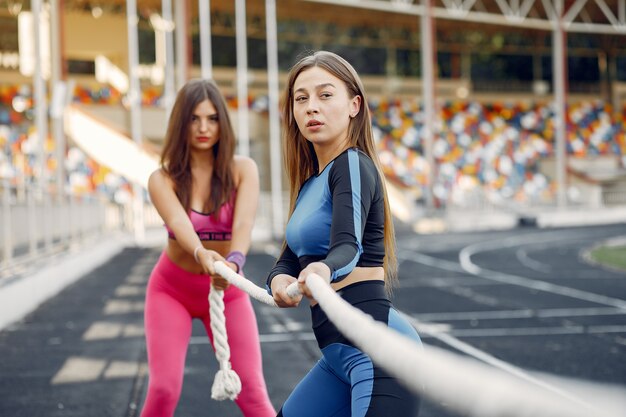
top-left (225, 251), bottom-right (246, 273)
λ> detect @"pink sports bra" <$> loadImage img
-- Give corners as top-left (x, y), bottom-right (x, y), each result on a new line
top-left (166, 193), bottom-right (235, 241)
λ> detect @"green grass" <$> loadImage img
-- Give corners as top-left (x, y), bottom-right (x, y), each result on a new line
top-left (590, 246), bottom-right (626, 271)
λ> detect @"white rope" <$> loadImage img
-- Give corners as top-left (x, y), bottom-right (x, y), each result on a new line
top-left (208, 284), bottom-right (241, 400)
top-left (212, 261), bottom-right (625, 417)
top-left (303, 273), bottom-right (626, 417)
top-left (214, 261), bottom-right (299, 306)
top-left (207, 262), bottom-right (295, 401)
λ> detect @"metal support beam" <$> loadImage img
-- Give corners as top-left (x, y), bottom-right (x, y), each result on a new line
top-left (126, 0), bottom-right (145, 243)
top-left (235, 0), bottom-right (250, 156)
top-left (421, 0), bottom-right (437, 211)
top-left (199, 0), bottom-right (213, 79)
top-left (32, 0), bottom-right (48, 187)
top-left (162, 0), bottom-right (176, 120)
top-left (50, 0), bottom-right (65, 198)
top-left (302, 0), bottom-right (626, 35)
top-left (32, 0), bottom-right (50, 251)
top-left (265, 0), bottom-right (284, 238)
top-left (552, 0), bottom-right (568, 209)
top-left (175, 0), bottom-right (189, 90)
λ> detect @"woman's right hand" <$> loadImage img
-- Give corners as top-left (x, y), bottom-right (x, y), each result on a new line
top-left (196, 248), bottom-right (230, 290)
top-left (271, 274), bottom-right (302, 308)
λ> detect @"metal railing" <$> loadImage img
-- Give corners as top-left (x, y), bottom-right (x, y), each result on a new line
top-left (0, 179), bottom-right (116, 270)
top-left (602, 190), bottom-right (626, 206)
top-left (0, 179), bottom-right (290, 274)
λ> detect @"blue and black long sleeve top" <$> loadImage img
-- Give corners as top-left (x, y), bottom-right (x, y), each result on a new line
top-left (266, 147), bottom-right (386, 294)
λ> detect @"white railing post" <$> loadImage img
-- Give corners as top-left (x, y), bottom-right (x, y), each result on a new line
top-left (68, 192), bottom-right (77, 248)
top-left (0, 181), bottom-right (117, 265)
top-left (27, 185), bottom-right (37, 257)
top-left (2, 179), bottom-right (12, 266)
top-left (79, 195), bottom-right (86, 241)
top-left (43, 187), bottom-right (53, 252)
top-left (57, 189), bottom-right (66, 248)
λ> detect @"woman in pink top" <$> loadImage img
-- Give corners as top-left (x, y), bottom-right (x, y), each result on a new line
top-left (141, 79), bottom-right (276, 417)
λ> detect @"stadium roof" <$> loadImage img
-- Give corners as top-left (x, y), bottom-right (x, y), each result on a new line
top-left (301, 0), bottom-right (626, 34)
top-left (50, 0), bottom-right (626, 35)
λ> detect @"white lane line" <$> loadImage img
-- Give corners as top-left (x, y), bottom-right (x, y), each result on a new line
top-left (444, 285), bottom-right (501, 307)
top-left (587, 325), bottom-right (626, 334)
top-left (83, 322), bottom-right (122, 340)
top-left (190, 332), bottom-right (317, 345)
top-left (516, 246), bottom-right (552, 273)
top-left (103, 299), bottom-right (145, 314)
top-left (398, 250), bottom-right (465, 273)
top-left (397, 277), bottom-right (493, 288)
top-left (441, 325), bottom-right (626, 338)
top-left (414, 306), bottom-right (625, 321)
top-left (458, 233), bottom-right (626, 310)
top-left (82, 321), bottom-right (144, 340)
top-left (243, 324), bottom-right (626, 344)
top-left (115, 285), bottom-right (145, 296)
top-left (402, 313), bottom-right (594, 410)
top-left (51, 357), bottom-right (141, 384)
top-left (103, 360), bottom-right (140, 379)
top-left (51, 357), bottom-right (107, 384)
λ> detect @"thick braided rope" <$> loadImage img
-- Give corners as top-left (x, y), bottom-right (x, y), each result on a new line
top-left (214, 261), bottom-right (299, 306)
top-left (208, 285), bottom-right (241, 400)
top-left (301, 273), bottom-right (622, 417)
top-left (213, 261), bottom-right (625, 417)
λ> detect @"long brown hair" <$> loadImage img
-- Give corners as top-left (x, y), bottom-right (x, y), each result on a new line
top-left (160, 78), bottom-right (236, 214)
top-left (281, 51), bottom-right (398, 288)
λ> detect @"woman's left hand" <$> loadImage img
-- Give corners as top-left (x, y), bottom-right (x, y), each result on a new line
top-left (211, 260), bottom-right (238, 291)
top-left (211, 260), bottom-right (239, 291)
top-left (211, 275), bottom-right (230, 291)
top-left (197, 248), bottom-right (230, 290)
top-left (297, 262), bottom-right (331, 299)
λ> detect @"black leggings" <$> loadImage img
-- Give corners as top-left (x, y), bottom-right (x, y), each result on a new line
top-left (277, 281), bottom-right (421, 417)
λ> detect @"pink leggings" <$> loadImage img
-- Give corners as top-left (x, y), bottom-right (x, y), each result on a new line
top-left (140, 252), bottom-right (276, 417)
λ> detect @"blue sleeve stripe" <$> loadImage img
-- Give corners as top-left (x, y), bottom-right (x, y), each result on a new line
top-left (348, 150), bottom-right (363, 246)
top-left (333, 150), bottom-right (363, 279)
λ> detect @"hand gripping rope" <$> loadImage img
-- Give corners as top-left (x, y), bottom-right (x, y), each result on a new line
top-left (207, 263), bottom-right (300, 400)
top-left (210, 261), bottom-right (625, 417)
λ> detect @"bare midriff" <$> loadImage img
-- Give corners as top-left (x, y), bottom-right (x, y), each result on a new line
top-left (310, 266), bottom-right (384, 306)
top-left (166, 238), bottom-right (232, 274)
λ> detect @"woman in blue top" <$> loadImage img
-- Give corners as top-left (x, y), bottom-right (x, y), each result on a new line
top-left (267, 51), bottom-right (422, 417)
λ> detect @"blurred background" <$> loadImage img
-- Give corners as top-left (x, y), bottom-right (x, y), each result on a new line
top-left (1, 0), bottom-right (626, 264)
top-left (0, 2), bottom-right (625, 416)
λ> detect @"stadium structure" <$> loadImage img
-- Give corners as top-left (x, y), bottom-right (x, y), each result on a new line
top-left (1, 0), bottom-right (626, 261)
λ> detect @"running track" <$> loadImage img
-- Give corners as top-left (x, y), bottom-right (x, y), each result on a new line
top-left (0, 223), bottom-right (624, 416)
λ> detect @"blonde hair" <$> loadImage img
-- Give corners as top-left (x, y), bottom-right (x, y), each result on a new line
top-left (281, 51), bottom-right (398, 288)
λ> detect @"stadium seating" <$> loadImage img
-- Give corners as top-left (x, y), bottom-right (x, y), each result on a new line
top-left (1, 83), bottom-right (625, 208)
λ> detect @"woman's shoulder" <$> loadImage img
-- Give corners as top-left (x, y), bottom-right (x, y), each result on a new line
top-left (233, 154), bottom-right (257, 167)
top-left (331, 147), bottom-right (377, 174)
top-left (148, 168), bottom-right (171, 186)
top-left (232, 154), bottom-right (259, 173)
top-left (232, 154), bottom-right (259, 184)
top-left (147, 168), bottom-right (176, 197)
top-left (328, 148), bottom-right (379, 195)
